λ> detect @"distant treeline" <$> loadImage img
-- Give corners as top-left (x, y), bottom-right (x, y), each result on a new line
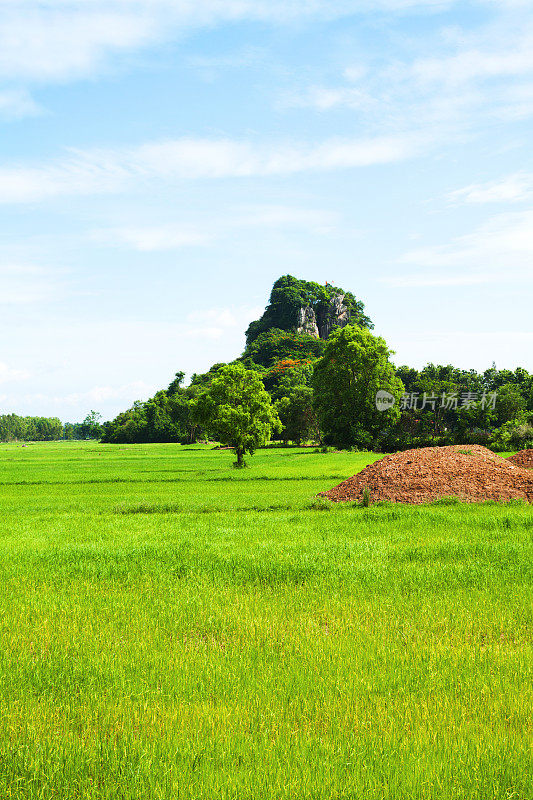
top-left (0, 411), bottom-right (103, 443)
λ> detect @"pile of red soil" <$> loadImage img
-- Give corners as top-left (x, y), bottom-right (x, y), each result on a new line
top-left (507, 449), bottom-right (533, 469)
top-left (320, 445), bottom-right (533, 504)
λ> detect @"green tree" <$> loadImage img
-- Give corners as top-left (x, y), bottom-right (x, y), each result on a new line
top-left (79, 411), bottom-right (103, 440)
top-left (193, 364), bottom-right (281, 467)
top-left (312, 325), bottom-right (404, 449)
top-left (494, 383), bottom-right (526, 425)
top-left (166, 371), bottom-right (186, 396)
top-left (0, 414), bottom-right (25, 442)
top-left (276, 386), bottom-right (321, 445)
top-left (491, 413), bottom-right (533, 451)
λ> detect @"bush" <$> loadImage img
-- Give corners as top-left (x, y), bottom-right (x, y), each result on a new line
top-left (308, 498), bottom-right (333, 511)
top-left (490, 415), bottom-right (533, 452)
top-left (461, 428), bottom-right (492, 447)
top-left (360, 488), bottom-right (371, 507)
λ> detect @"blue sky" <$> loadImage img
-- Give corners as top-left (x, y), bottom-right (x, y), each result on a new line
top-left (1, 0), bottom-right (532, 422)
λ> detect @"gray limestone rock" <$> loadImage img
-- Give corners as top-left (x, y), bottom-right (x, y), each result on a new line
top-left (296, 293), bottom-right (350, 339)
top-left (296, 306), bottom-right (320, 337)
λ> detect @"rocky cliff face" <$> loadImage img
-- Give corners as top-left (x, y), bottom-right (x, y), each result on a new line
top-left (296, 306), bottom-right (320, 337)
top-left (296, 293), bottom-right (350, 339)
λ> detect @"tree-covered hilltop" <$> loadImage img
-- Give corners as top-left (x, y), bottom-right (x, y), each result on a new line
top-left (244, 275), bottom-right (373, 348)
top-left (239, 275), bottom-right (373, 392)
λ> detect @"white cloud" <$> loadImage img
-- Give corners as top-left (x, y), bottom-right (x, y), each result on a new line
top-left (184, 305), bottom-right (262, 340)
top-left (0, 89), bottom-right (43, 119)
top-left (284, 85), bottom-right (379, 113)
top-left (0, 155), bottom-right (127, 203)
top-left (407, 32), bottom-right (533, 89)
top-left (0, 0), bottom-right (465, 85)
top-left (447, 173), bottom-right (533, 204)
top-left (0, 263), bottom-right (47, 276)
top-left (386, 209), bottom-right (533, 286)
top-left (0, 132), bottom-right (423, 204)
top-left (0, 308), bottom-right (256, 419)
top-left (0, 263), bottom-right (67, 304)
top-left (94, 204), bottom-right (338, 251)
top-left (0, 362), bottom-right (30, 383)
top-left (184, 326), bottom-right (226, 340)
top-left (232, 205), bottom-right (338, 230)
top-left (385, 328), bottom-right (533, 373)
top-left (0, 5), bottom-right (160, 82)
top-left (186, 45), bottom-right (268, 80)
top-left (384, 273), bottom-right (500, 287)
top-left (287, 11), bottom-right (533, 142)
top-left (192, 309), bottom-right (238, 327)
top-left (129, 134), bottom-right (421, 176)
top-left (22, 380), bottom-right (156, 408)
top-left (95, 226), bottom-right (208, 251)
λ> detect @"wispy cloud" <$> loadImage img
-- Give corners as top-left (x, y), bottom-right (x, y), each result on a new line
top-left (94, 226), bottom-right (209, 252)
top-left (0, 362), bottom-right (30, 384)
top-left (285, 9), bottom-right (533, 141)
top-left (0, 132), bottom-right (424, 204)
top-left (447, 172), bottom-right (533, 204)
top-left (0, 0), bottom-right (466, 85)
top-left (21, 381), bottom-right (156, 409)
top-left (0, 263), bottom-right (67, 305)
top-left (184, 305), bottom-right (262, 340)
top-left (94, 204), bottom-right (338, 251)
top-left (186, 45), bottom-right (268, 81)
top-left (0, 89), bottom-right (43, 119)
top-left (0, 5), bottom-right (159, 83)
top-left (384, 273), bottom-right (500, 287)
top-left (386, 209), bottom-right (533, 287)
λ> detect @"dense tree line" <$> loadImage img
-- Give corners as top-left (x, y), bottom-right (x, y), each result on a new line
top-left (386, 363), bottom-right (533, 452)
top-left (0, 414), bottom-right (63, 442)
top-left (0, 411), bottom-right (103, 442)
top-left (101, 373), bottom-right (200, 444)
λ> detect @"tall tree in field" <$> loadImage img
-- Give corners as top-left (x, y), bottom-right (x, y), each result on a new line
top-left (193, 364), bottom-right (281, 466)
top-left (79, 410), bottom-right (103, 440)
top-left (312, 325), bottom-right (404, 448)
top-left (276, 386), bottom-right (321, 445)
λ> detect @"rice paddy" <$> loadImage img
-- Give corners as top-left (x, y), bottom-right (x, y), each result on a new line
top-left (0, 441), bottom-right (531, 799)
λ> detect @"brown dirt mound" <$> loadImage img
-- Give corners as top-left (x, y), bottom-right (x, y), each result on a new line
top-left (507, 449), bottom-right (533, 469)
top-left (319, 445), bottom-right (533, 504)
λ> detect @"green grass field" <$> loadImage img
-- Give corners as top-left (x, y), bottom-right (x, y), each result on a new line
top-left (0, 441), bottom-right (531, 799)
